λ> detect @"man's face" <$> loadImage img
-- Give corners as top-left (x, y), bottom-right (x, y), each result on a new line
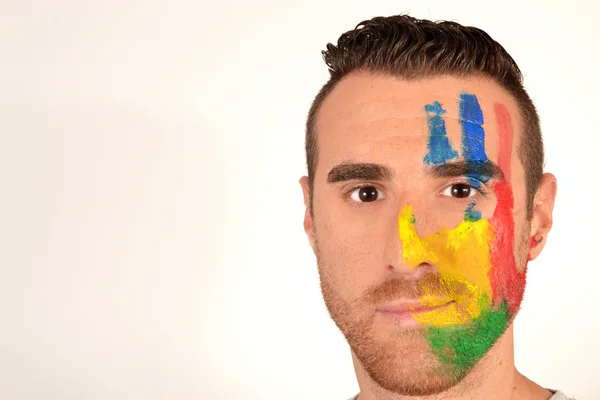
top-left (301, 73), bottom-right (536, 395)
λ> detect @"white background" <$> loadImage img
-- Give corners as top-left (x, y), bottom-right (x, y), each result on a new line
top-left (1, 1), bottom-right (598, 399)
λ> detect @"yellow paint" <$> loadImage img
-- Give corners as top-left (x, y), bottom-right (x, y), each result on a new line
top-left (398, 210), bottom-right (439, 265)
top-left (398, 205), bottom-right (495, 327)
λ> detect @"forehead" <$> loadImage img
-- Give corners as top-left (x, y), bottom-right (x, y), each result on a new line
top-left (315, 73), bottom-right (522, 172)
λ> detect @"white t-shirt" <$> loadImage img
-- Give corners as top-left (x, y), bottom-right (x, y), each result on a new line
top-left (347, 389), bottom-right (575, 399)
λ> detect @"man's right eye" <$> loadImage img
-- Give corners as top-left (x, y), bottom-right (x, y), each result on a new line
top-left (349, 186), bottom-right (384, 203)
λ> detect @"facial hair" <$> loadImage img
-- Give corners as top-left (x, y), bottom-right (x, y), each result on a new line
top-left (313, 222), bottom-right (531, 396)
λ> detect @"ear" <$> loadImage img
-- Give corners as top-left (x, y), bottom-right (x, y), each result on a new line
top-left (528, 173), bottom-right (558, 260)
top-left (299, 176), bottom-right (317, 253)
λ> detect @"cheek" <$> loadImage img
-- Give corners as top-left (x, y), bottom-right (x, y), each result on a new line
top-left (441, 222), bottom-right (494, 290)
top-left (487, 181), bottom-right (527, 314)
top-left (401, 206), bottom-right (493, 289)
top-left (315, 213), bottom-right (387, 290)
top-left (417, 220), bottom-right (495, 325)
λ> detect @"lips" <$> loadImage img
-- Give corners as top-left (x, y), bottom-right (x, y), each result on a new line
top-left (377, 299), bottom-right (455, 318)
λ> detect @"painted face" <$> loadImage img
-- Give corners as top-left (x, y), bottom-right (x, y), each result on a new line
top-left (395, 95), bottom-right (524, 373)
top-left (307, 74), bottom-right (533, 395)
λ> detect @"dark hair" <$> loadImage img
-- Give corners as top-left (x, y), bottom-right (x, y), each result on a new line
top-left (305, 15), bottom-right (543, 216)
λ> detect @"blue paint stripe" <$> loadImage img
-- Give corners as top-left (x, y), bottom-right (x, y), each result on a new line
top-left (464, 202), bottom-right (482, 222)
top-left (459, 93), bottom-right (487, 163)
top-left (466, 173), bottom-right (491, 186)
top-left (423, 101), bottom-right (458, 165)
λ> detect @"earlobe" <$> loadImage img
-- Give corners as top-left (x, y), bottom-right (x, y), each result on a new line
top-left (299, 176), bottom-right (317, 253)
top-left (528, 173), bottom-right (558, 260)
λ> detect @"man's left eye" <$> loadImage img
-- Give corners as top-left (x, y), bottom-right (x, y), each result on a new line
top-left (441, 183), bottom-right (478, 199)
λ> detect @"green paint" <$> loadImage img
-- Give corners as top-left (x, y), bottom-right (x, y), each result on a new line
top-left (425, 294), bottom-right (508, 374)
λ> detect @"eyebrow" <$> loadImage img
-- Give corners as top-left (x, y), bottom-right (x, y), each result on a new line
top-left (326, 160), bottom-right (505, 184)
top-left (425, 160), bottom-right (505, 181)
top-left (327, 162), bottom-right (394, 183)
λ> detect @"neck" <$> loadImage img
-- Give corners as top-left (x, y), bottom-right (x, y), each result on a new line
top-left (351, 324), bottom-right (552, 400)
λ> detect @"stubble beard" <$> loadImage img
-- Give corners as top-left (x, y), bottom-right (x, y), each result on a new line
top-left (317, 253), bottom-right (461, 396)
top-left (313, 224), bottom-right (531, 396)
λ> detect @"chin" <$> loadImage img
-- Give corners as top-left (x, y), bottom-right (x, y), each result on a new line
top-left (347, 325), bottom-right (467, 396)
top-left (339, 302), bottom-right (516, 396)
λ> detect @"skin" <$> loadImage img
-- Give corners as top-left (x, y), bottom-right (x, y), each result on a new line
top-left (299, 72), bottom-right (557, 400)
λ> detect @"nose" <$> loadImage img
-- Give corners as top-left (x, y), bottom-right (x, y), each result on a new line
top-left (384, 205), bottom-right (439, 279)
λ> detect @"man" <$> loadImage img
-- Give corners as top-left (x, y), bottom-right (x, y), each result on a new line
top-left (299, 15), bottom-right (572, 400)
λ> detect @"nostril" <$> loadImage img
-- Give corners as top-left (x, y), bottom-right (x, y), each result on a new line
top-left (412, 262), bottom-right (438, 278)
top-left (387, 261), bottom-right (437, 278)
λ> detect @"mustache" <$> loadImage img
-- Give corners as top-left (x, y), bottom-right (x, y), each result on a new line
top-left (365, 273), bottom-right (470, 304)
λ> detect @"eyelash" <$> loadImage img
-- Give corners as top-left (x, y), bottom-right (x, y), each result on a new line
top-left (343, 180), bottom-right (489, 206)
top-left (342, 183), bottom-right (385, 208)
top-left (441, 179), bottom-right (489, 204)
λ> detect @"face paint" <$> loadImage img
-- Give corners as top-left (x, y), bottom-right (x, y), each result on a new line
top-left (398, 205), bottom-right (494, 327)
top-left (459, 93), bottom-right (488, 163)
top-left (464, 202), bottom-right (482, 222)
top-left (488, 102), bottom-right (526, 315)
top-left (423, 101), bottom-right (459, 165)
top-left (397, 94), bottom-right (524, 373)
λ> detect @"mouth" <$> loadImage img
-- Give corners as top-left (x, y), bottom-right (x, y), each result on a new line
top-left (376, 300), bottom-right (456, 321)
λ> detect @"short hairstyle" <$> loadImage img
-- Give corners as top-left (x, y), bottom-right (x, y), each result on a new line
top-left (305, 15), bottom-right (543, 216)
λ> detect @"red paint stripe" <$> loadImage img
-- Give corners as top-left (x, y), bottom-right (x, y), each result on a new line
top-left (495, 103), bottom-right (513, 180)
top-left (488, 103), bottom-right (526, 314)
